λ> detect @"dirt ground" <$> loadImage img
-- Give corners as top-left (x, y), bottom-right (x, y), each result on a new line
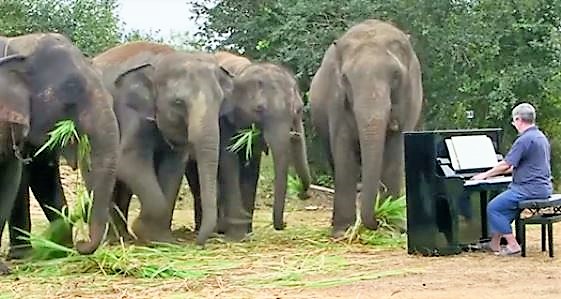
top-left (2, 165), bottom-right (561, 298)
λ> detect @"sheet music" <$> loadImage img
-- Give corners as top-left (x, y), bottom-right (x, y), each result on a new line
top-left (447, 135), bottom-right (498, 170)
top-left (445, 139), bottom-right (460, 170)
top-left (464, 176), bottom-right (512, 186)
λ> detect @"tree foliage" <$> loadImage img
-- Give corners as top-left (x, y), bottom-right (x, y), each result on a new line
top-left (193, 0), bottom-right (561, 183)
top-left (0, 0), bottom-right (122, 56)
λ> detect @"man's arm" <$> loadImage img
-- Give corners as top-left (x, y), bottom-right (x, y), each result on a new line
top-left (471, 160), bottom-right (512, 180)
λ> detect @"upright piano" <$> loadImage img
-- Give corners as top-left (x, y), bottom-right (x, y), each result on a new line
top-left (404, 128), bottom-right (512, 256)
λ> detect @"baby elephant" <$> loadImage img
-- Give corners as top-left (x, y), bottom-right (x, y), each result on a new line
top-left (186, 51), bottom-right (312, 239)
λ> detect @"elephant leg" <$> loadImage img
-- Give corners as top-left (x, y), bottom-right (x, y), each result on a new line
top-left (118, 150), bottom-right (173, 244)
top-left (7, 169), bottom-right (31, 260)
top-left (220, 149), bottom-right (246, 241)
top-left (0, 159), bottom-right (23, 275)
top-left (238, 151), bottom-right (262, 235)
top-left (29, 155), bottom-right (67, 222)
top-left (28, 154), bottom-right (71, 249)
top-left (156, 150), bottom-right (187, 230)
top-left (108, 180), bottom-right (133, 243)
top-left (185, 159), bottom-right (203, 232)
top-left (330, 133), bottom-right (360, 238)
top-left (380, 131), bottom-right (404, 201)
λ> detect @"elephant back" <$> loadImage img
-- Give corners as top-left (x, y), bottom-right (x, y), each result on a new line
top-left (93, 41), bottom-right (175, 68)
top-left (334, 19), bottom-right (412, 62)
top-left (93, 41), bottom-right (176, 91)
top-left (214, 51), bottom-right (251, 76)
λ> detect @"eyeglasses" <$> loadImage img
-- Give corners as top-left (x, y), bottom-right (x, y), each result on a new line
top-left (511, 117), bottom-right (519, 126)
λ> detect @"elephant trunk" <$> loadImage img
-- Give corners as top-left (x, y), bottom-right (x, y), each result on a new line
top-left (265, 123), bottom-right (291, 230)
top-left (193, 118), bottom-right (219, 246)
top-left (355, 93), bottom-right (391, 231)
top-left (290, 118), bottom-right (311, 196)
top-left (75, 91), bottom-right (119, 255)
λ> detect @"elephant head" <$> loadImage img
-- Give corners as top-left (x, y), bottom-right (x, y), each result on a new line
top-left (0, 34), bottom-right (119, 254)
top-left (325, 20), bottom-right (423, 230)
top-left (228, 63), bottom-right (312, 230)
top-left (112, 52), bottom-right (234, 245)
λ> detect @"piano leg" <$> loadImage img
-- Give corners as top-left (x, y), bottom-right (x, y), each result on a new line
top-left (480, 190), bottom-right (490, 242)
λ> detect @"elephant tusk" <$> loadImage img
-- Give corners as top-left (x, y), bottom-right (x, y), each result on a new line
top-left (289, 131), bottom-right (302, 138)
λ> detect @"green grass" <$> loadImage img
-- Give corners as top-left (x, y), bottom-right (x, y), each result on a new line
top-left (33, 120), bottom-right (79, 157)
top-left (344, 195), bottom-right (407, 247)
top-left (227, 123), bottom-right (261, 161)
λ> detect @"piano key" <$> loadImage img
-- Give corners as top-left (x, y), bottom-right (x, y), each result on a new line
top-left (464, 176), bottom-right (512, 186)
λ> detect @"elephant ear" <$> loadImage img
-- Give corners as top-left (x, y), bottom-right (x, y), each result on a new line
top-left (330, 41), bottom-right (352, 109)
top-left (0, 54), bottom-right (31, 130)
top-left (218, 66), bottom-right (236, 118)
top-left (114, 63), bottom-right (157, 121)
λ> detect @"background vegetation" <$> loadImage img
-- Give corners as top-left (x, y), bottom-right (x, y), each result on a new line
top-left (2, 0), bottom-right (561, 184)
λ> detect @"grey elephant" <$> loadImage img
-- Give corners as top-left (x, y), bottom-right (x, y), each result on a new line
top-left (0, 32), bottom-right (70, 263)
top-left (0, 33), bottom-right (120, 273)
top-left (186, 51), bottom-right (312, 238)
top-left (310, 20), bottom-right (423, 237)
top-left (93, 42), bottom-right (233, 245)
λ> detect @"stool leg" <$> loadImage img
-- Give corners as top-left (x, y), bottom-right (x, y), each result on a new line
top-left (542, 224), bottom-right (547, 252)
top-left (515, 216), bottom-right (522, 244)
top-left (548, 223), bottom-right (554, 258)
top-left (521, 222), bottom-right (527, 257)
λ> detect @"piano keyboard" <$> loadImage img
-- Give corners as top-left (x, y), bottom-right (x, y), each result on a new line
top-left (463, 176), bottom-right (512, 187)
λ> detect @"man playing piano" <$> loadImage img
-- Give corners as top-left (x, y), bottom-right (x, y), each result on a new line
top-left (471, 103), bottom-right (552, 256)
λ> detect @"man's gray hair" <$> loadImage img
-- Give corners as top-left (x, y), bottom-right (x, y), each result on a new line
top-left (512, 102), bottom-right (536, 123)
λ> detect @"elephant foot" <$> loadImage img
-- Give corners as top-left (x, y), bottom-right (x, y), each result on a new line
top-left (7, 245), bottom-right (32, 260)
top-left (298, 190), bottom-right (311, 200)
top-left (107, 229), bottom-right (134, 244)
top-left (0, 262), bottom-right (10, 275)
top-left (225, 228), bottom-right (249, 242)
top-left (215, 220), bottom-right (227, 235)
top-left (273, 222), bottom-right (286, 231)
top-left (131, 218), bottom-right (175, 244)
top-left (331, 226), bottom-right (351, 241)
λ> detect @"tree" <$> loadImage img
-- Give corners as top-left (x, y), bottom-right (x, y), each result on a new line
top-left (0, 0), bottom-right (122, 56)
top-left (193, 0), bottom-right (561, 184)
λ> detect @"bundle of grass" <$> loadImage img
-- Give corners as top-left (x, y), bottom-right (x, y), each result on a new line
top-left (227, 123), bottom-right (261, 161)
top-left (344, 195), bottom-right (406, 247)
top-left (287, 173), bottom-right (306, 200)
top-left (15, 120), bottom-right (92, 259)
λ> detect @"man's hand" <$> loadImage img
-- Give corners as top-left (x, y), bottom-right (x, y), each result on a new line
top-left (470, 160), bottom-right (512, 181)
top-left (471, 173), bottom-right (487, 181)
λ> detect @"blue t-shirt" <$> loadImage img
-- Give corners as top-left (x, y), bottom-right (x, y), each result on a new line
top-left (504, 126), bottom-right (552, 198)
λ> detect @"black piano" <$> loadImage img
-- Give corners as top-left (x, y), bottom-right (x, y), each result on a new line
top-left (404, 128), bottom-right (512, 256)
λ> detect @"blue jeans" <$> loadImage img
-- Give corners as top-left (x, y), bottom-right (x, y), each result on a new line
top-left (487, 189), bottom-right (526, 235)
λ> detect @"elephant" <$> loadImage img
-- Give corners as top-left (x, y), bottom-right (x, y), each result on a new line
top-left (92, 42), bottom-right (233, 245)
top-left (309, 19), bottom-right (423, 238)
top-left (0, 36), bottom-right (71, 261)
top-left (0, 33), bottom-right (120, 267)
top-left (186, 51), bottom-right (312, 238)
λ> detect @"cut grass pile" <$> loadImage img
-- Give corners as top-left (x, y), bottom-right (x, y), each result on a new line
top-left (10, 217), bottom-right (408, 289)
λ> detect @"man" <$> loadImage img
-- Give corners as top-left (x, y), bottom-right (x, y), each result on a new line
top-left (471, 103), bottom-right (552, 256)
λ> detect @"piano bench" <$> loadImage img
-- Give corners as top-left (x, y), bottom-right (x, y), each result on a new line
top-left (515, 194), bottom-right (561, 258)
